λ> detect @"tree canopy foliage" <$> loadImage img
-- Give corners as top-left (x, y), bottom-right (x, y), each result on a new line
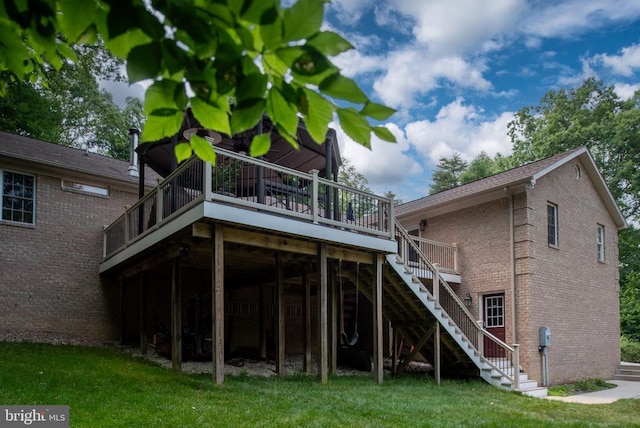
top-left (0, 42), bottom-right (143, 159)
top-left (429, 152), bottom-right (468, 194)
top-left (508, 78), bottom-right (640, 219)
top-left (0, 0), bottom-right (395, 164)
top-left (428, 77), bottom-right (640, 340)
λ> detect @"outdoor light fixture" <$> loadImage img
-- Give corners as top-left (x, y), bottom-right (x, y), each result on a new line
top-left (463, 292), bottom-right (473, 308)
top-left (419, 219), bottom-right (427, 231)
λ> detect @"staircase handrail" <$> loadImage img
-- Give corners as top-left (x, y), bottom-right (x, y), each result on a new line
top-left (394, 219), bottom-right (519, 389)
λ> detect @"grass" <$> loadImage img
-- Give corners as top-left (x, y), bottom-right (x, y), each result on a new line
top-left (548, 378), bottom-right (617, 397)
top-left (1, 342), bottom-right (640, 427)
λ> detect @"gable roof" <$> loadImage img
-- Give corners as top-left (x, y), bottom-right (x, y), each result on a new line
top-left (396, 147), bottom-right (627, 228)
top-left (0, 131), bottom-right (159, 187)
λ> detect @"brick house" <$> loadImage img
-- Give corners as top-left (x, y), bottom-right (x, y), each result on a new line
top-left (395, 147), bottom-right (626, 385)
top-left (0, 129), bottom-right (625, 393)
top-left (0, 131), bottom-right (154, 341)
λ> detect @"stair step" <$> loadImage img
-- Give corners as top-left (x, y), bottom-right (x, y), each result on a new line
top-left (520, 387), bottom-right (548, 398)
top-left (616, 369), bottom-right (640, 375)
top-left (517, 380), bottom-right (539, 390)
top-left (614, 374), bottom-right (640, 382)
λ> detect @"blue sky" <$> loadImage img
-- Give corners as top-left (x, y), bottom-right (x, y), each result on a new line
top-left (319, 0), bottom-right (640, 202)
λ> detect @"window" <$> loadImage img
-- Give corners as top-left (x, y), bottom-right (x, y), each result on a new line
top-left (62, 180), bottom-right (109, 197)
top-left (597, 224), bottom-right (605, 262)
top-left (485, 295), bottom-right (504, 328)
top-left (547, 203), bottom-right (558, 246)
top-left (2, 171), bottom-right (35, 224)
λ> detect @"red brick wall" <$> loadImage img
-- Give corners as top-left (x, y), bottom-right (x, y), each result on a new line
top-left (521, 159), bottom-right (620, 384)
top-left (0, 168), bottom-right (138, 342)
top-left (417, 198), bottom-right (514, 342)
top-left (399, 158), bottom-right (621, 384)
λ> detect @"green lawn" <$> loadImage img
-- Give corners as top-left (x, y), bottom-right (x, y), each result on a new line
top-left (1, 342), bottom-right (639, 427)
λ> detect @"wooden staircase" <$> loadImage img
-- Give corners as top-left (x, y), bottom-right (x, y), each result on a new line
top-left (614, 363), bottom-right (640, 381)
top-left (347, 220), bottom-right (547, 397)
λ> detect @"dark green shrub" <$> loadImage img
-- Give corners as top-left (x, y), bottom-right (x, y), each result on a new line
top-left (621, 336), bottom-right (640, 363)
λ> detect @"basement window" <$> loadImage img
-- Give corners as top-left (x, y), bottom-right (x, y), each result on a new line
top-left (62, 180), bottom-right (109, 197)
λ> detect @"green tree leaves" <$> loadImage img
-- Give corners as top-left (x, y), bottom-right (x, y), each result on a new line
top-left (429, 153), bottom-right (468, 194)
top-left (0, 0), bottom-right (396, 158)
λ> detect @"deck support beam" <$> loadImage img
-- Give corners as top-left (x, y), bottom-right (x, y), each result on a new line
top-left (119, 279), bottom-right (125, 345)
top-left (259, 284), bottom-right (268, 359)
top-left (330, 263), bottom-right (337, 375)
top-left (212, 224), bottom-right (225, 384)
top-left (171, 257), bottom-right (182, 371)
top-left (392, 328), bottom-right (399, 377)
top-left (373, 253), bottom-right (384, 384)
top-left (318, 244), bottom-right (328, 383)
top-left (303, 271), bottom-right (312, 373)
top-left (276, 254), bottom-right (286, 377)
top-left (139, 273), bottom-right (148, 355)
top-left (435, 322), bottom-right (441, 385)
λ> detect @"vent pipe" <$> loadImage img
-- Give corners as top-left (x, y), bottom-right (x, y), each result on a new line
top-left (128, 128), bottom-right (140, 177)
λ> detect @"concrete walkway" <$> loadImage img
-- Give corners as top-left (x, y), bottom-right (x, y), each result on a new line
top-left (545, 380), bottom-right (640, 404)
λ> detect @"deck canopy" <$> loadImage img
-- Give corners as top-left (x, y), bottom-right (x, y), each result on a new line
top-left (136, 110), bottom-right (341, 182)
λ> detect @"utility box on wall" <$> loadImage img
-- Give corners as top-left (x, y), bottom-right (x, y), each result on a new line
top-left (539, 326), bottom-right (551, 347)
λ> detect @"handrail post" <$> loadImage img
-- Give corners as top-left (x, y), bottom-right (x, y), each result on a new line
top-left (310, 169), bottom-right (319, 224)
top-left (513, 344), bottom-right (520, 391)
top-left (124, 206), bottom-right (130, 246)
top-left (156, 179), bottom-right (163, 225)
top-left (453, 243), bottom-right (458, 273)
top-left (433, 263), bottom-right (440, 304)
top-left (204, 159), bottom-right (212, 200)
top-left (477, 320), bottom-right (484, 356)
top-left (389, 199), bottom-right (395, 239)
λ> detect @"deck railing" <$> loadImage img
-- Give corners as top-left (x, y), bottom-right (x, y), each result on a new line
top-left (103, 146), bottom-right (394, 259)
top-left (400, 235), bottom-right (457, 273)
top-left (394, 220), bottom-right (519, 390)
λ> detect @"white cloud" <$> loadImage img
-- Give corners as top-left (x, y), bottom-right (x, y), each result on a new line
top-left (372, 49), bottom-right (491, 109)
top-left (614, 82), bottom-right (640, 99)
top-left (522, 0), bottom-right (640, 39)
top-left (389, 0), bottom-right (526, 56)
top-left (334, 121), bottom-right (423, 196)
top-left (328, 0), bottom-right (375, 26)
top-left (596, 43), bottom-right (640, 76)
top-left (404, 98), bottom-right (513, 164)
top-left (332, 50), bottom-right (386, 79)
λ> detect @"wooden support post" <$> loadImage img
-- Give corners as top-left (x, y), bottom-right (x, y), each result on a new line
top-left (259, 284), bottom-right (267, 360)
top-left (276, 254), bottom-right (286, 377)
top-left (435, 322), bottom-right (441, 385)
top-left (477, 319), bottom-right (484, 357)
top-left (433, 263), bottom-right (440, 305)
top-left (373, 253), bottom-right (384, 384)
top-left (392, 328), bottom-right (399, 377)
top-left (171, 257), bottom-right (182, 371)
top-left (513, 344), bottom-right (520, 391)
top-left (330, 263), bottom-right (337, 375)
top-left (303, 271), bottom-right (312, 374)
top-left (212, 224), bottom-right (225, 384)
top-left (318, 244), bottom-right (328, 383)
top-left (119, 279), bottom-right (126, 345)
top-left (139, 273), bottom-right (148, 355)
